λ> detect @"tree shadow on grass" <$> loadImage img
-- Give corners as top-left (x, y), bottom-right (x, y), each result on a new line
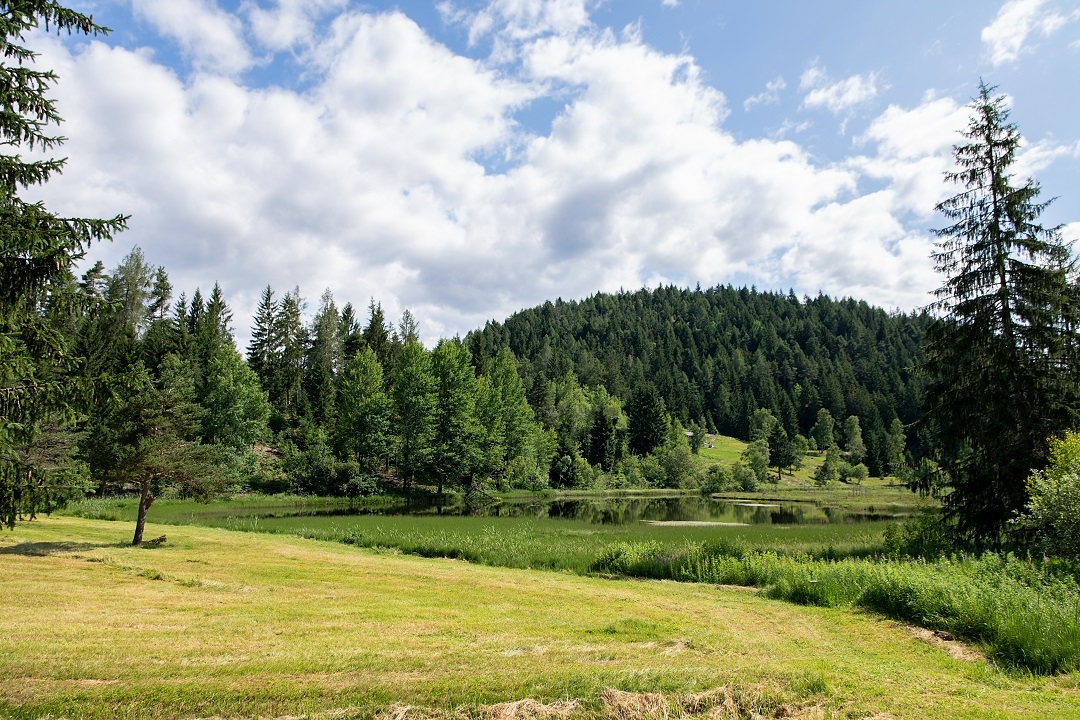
top-left (0, 541), bottom-right (121, 556)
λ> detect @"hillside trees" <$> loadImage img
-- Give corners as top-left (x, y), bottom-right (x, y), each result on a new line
top-left (466, 286), bottom-right (929, 476)
top-left (0, 3), bottom-right (128, 528)
top-left (918, 82), bottom-right (1080, 544)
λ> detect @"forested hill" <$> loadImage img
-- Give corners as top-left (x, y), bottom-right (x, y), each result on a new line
top-left (467, 285), bottom-right (932, 476)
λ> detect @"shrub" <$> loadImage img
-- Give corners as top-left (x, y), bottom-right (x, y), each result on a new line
top-left (840, 462), bottom-right (869, 484)
top-left (702, 464), bottom-right (735, 493)
top-left (1013, 431), bottom-right (1080, 559)
top-left (732, 462), bottom-right (758, 492)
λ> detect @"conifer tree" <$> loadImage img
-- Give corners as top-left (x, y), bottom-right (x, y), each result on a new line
top-left (275, 289), bottom-right (305, 416)
top-left (246, 285), bottom-right (279, 389)
top-left (304, 289), bottom-right (343, 424)
top-left (362, 300), bottom-right (392, 369)
top-left (627, 382), bottom-right (667, 456)
top-left (88, 356), bottom-right (227, 545)
top-left (338, 302), bottom-right (364, 362)
top-left (0, 3), bottom-right (128, 527)
top-left (919, 82), bottom-right (1080, 543)
top-left (142, 267), bottom-right (174, 372)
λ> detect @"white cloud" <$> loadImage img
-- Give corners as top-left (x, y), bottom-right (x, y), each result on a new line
top-left (744, 76), bottom-right (786, 110)
top-left (439, 0), bottom-right (594, 47)
top-left (850, 96), bottom-right (969, 218)
top-left (800, 62), bottom-right (881, 114)
top-left (1064, 222), bottom-right (1080, 245)
top-left (1014, 138), bottom-right (1080, 180)
top-left (243, 0), bottom-right (345, 52)
top-left (27, 2), bottom-right (966, 346)
top-left (131, 0), bottom-right (254, 75)
top-left (981, 0), bottom-right (1071, 66)
top-left (858, 95), bottom-right (967, 160)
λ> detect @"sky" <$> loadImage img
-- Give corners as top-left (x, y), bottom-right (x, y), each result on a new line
top-left (27, 0), bottom-right (1080, 347)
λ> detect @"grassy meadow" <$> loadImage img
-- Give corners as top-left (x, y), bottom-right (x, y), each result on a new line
top-left (3, 516), bottom-right (1080, 720)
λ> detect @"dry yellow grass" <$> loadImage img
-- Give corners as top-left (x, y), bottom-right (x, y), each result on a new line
top-left (0, 517), bottom-right (1077, 719)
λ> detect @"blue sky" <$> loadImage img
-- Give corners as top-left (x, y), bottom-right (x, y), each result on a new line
top-left (33, 0), bottom-right (1080, 345)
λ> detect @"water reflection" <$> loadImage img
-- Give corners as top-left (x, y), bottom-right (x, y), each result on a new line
top-left (231, 495), bottom-right (899, 526)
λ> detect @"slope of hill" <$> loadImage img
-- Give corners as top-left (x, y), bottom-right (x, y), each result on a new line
top-left (468, 285), bottom-right (931, 475)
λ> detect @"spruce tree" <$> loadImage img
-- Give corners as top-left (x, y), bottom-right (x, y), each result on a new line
top-left (1, 4), bottom-right (128, 527)
top-left (246, 285), bottom-right (279, 389)
top-left (918, 82), bottom-right (1080, 544)
top-left (627, 383), bottom-right (667, 456)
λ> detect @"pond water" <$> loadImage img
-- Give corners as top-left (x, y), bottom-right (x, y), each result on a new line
top-left (206, 494), bottom-right (902, 526)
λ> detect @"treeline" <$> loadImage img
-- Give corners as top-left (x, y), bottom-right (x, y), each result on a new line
top-left (466, 285), bottom-right (932, 476)
top-left (68, 249), bottom-right (556, 507)
top-left (63, 248), bottom-right (929, 515)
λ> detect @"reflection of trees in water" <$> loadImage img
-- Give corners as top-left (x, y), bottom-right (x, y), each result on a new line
top-left (247, 495), bottom-right (894, 525)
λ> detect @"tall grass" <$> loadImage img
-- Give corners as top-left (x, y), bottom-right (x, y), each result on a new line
top-left (594, 541), bottom-right (1080, 674)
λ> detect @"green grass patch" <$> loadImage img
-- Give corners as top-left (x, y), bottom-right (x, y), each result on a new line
top-left (594, 542), bottom-right (1080, 674)
top-left (2, 516), bottom-right (1079, 719)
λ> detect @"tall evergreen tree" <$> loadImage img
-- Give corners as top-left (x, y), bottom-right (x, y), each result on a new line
top-left (339, 302), bottom-right (364, 362)
top-left (362, 299), bottom-right (392, 372)
top-left (142, 267), bottom-right (174, 373)
top-left (918, 82), bottom-right (1080, 543)
top-left (246, 285), bottom-right (279, 390)
top-left (275, 289), bottom-right (305, 416)
top-left (627, 382), bottom-right (667, 456)
top-left (304, 289), bottom-right (343, 424)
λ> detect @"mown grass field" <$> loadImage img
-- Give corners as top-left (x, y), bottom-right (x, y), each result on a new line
top-left (2, 516), bottom-right (1079, 719)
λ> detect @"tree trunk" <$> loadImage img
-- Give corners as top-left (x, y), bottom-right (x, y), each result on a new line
top-left (132, 480), bottom-right (155, 546)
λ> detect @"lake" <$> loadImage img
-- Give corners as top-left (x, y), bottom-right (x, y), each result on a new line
top-left (186, 493), bottom-right (903, 526)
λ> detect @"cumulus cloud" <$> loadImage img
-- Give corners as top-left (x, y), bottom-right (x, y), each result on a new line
top-left (981, 0), bottom-right (1071, 66)
top-left (850, 96), bottom-right (969, 218)
top-left (28, 1), bottom-right (970, 346)
top-left (800, 62), bottom-right (880, 114)
top-left (438, 0), bottom-right (594, 47)
top-left (131, 0), bottom-right (254, 75)
top-left (243, 0), bottom-right (345, 52)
